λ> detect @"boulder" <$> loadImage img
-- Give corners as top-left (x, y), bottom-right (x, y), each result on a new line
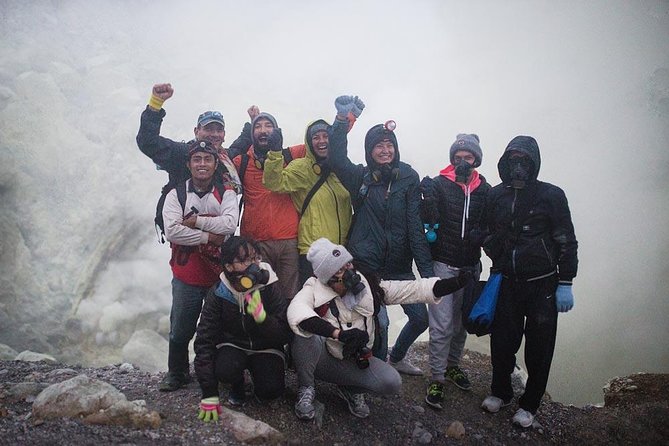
top-left (121, 329), bottom-right (168, 373)
top-left (32, 375), bottom-right (124, 419)
top-left (0, 343), bottom-right (18, 360)
top-left (220, 406), bottom-right (283, 444)
top-left (15, 351), bottom-right (56, 363)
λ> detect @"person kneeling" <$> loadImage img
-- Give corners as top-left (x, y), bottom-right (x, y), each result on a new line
top-left (287, 238), bottom-right (468, 420)
top-left (193, 236), bottom-right (293, 422)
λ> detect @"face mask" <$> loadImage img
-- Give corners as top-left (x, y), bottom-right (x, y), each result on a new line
top-left (454, 160), bottom-right (474, 183)
top-left (509, 157), bottom-right (533, 189)
top-left (341, 269), bottom-right (365, 295)
top-left (226, 263), bottom-right (270, 290)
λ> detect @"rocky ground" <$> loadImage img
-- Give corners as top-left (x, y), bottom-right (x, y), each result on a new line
top-left (1, 342), bottom-right (668, 445)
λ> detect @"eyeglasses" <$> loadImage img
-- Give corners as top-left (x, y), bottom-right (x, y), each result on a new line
top-left (232, 255), bottom-right (262, 267)
top-left (328, 262), bottom-right (352, 282)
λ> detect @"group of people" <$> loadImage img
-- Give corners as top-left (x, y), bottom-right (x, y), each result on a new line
top-left (135, 83), bottom-right (578, 429)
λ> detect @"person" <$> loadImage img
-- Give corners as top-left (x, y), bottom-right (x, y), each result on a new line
top-left (160, 140), bottom-right (240, 391)
top-left (194, 236), bottom-right (293, 421)
top-left (479, 135), bottom-right (578, 428)
top-left (327, 99), bottom-right (434, 375)
top-left (287, 238), bottom-right (468, 420)
top-left (136, 83), bottom-right (244, 191)
top-left (420, 134), bottom-right (491, 409)
top-left (262, 96), bottom-right (364, 286)
top-left (232, 111), bottom-right (306, 301)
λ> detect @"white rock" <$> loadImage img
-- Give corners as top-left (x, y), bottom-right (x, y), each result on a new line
top-left (121, 329), bottom-right (168, 373)
top-left (15, 350), bottom-right (57, 363)
top-left (0, 343), bottom-right (18, 360)
top-left (220, 406), bottom-right (284, 444)
top-left (32, 375), bottom-right (125, 419)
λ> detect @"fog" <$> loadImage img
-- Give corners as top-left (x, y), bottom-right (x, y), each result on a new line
top-left (1, 0), bottom-right (667, 406)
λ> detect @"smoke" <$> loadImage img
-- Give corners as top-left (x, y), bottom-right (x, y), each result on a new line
top-left (0, 0), bottom-right (667, 404)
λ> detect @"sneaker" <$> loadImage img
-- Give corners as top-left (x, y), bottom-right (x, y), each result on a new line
top-left (512, 408), bottom-right (535, 428)
top-left (445, 366), bottom-right (472, 391)
top-left (335, 386), bottom-right (370, 418)
top-left (294, 386), bottom-right (316, 420)
top-left (228, 381), bottom-right (246, 407)
top-left (158, 371), bottom-right (189, 392)
top-left (481, 395), bottom-right (512, 413)
top-left (389, 358), bottom-right (423, 376)
top-left (425, 381), bottom-right (445, 410)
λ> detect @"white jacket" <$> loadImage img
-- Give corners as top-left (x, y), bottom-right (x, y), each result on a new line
top-left (287, 274), bottom-right (441, 359)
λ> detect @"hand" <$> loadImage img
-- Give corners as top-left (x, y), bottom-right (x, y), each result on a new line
top-left (352, 96), bottom-right (365, 118)
top-left (152, 83), bottom-right (174, 101)
top-left (198, 397), bottom-right (222, 422)
top-left (555, 284), bottom-right (574, 312)
top-left (207, 233), bottom-right (226, 246)
top-left (338, 328), bottom-right (369, 353)
top-left (268, 128), bottom-right (283, 152)
top-left (183, 215), bottom-right (197, 228)
top-left (334, 95), bottom-right (356, 117)
top-left (245, 290), bottom-right (266, 323)
top-left (247, 105), bottom-right (260, 121)
top-left (432, 271), bottom-right (471, 297)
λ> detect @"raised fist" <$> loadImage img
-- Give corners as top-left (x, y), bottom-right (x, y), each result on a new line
top-left (152, 83), bottom-right (174, 101)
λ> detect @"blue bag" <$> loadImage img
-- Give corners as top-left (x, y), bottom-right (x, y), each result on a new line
top-left (465, 272), bottom-right (502, 337)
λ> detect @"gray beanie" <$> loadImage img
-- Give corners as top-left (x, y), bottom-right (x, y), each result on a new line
top-left (306, 238), bottom-right (353, 283)
top-left (449, 133), bottom-right (482, 167)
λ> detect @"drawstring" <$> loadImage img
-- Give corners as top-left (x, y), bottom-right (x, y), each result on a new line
top-left (461, 184), bottom-right (471, 239)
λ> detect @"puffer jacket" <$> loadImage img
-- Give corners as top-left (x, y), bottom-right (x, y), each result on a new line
top-left (287, 275), bottom-right (441, 359)
top-left (327, 119), bottom-right (433, 280)
top-left (262, 119), bottom-right (352, 254)
top-left (193, 263), bottom-right (293, 398)
top-left (484, 136), bottom-right (578, 282)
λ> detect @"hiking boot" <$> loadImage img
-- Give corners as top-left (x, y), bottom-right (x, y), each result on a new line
top-left (445, 366), bottom-right (472, 391)
top-left (158, 371), bottom-right (190, 392)
top-left (512, 408), bottom-right (535, 428)
top-left (336, 386), bottom-right (370, 418)
top-left (389, 357), bottom-right (423, 376)
top-left (481, 395), bottom-right (512, 413)
top-left (425, 381), bottom-right (445, 410)
top-left (294, 386), bottom-right (316, 420)
top-left (228, 381), bottom-right (246, 407)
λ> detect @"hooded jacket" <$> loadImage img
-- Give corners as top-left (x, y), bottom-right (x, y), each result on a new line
top-left (327, 119), bottom-right (434, 280)
top-left (193, 263), bottom-right (293, 398)
top-left (262, 119), bottom-right (352, 254)
top-left (484, 136), bottom-right (578, 282)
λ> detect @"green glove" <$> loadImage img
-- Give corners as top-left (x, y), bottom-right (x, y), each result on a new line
top-left (245, 290), bottom-right (266, 323)
top-left (198, 397), bottom-right (222, 422)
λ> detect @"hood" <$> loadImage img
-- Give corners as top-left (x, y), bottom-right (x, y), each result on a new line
top-left (304, 119), bottom-right (330, 163)
top-left (364, 123), bottom-right (400, 170)
top-left (497, 135), bottom-right (541, 184)
top-left (251, 112), bottom-right (279, 150)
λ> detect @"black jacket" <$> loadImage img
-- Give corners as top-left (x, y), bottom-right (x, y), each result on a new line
top-left (483, 136), bottom-right (578, 282)
top-left (193, 281), bottom-right (292, 398)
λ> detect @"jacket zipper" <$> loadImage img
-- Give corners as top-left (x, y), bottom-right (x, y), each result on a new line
top-left (511, 189), bottom-right (518, 275)
top-left (541, 238), bottom-right (553, 264)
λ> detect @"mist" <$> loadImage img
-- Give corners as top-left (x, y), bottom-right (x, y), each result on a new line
top-left (1, 0), bottom-right (667, 406)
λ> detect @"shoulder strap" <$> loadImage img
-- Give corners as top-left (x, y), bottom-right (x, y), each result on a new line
top-left (177, 181), bottom-right (188, 214)
top-left (300, 172), bottom-right (329, 216)
top-left (238, 153), bottom-right (250, 212)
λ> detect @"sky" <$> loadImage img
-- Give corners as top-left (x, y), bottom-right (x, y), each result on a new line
top-left (1, 0), bottom-right (668, 406)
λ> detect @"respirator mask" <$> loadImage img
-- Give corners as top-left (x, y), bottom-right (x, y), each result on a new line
top-left (509, 157), bottom-right (533, 189)
top-left (227, 263), bottom-right (270, 290)
top-left (454, 160), bottom-right (474, 183)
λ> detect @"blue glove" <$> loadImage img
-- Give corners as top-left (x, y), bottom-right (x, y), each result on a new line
top-left (335, 95), bottom-right (356, 116)
top-left (555, 285), bottom-right (574, 312)
top-left (267, 128), bottom-right (283, 152)
top-left (352, 96), bottom-right (365, 117)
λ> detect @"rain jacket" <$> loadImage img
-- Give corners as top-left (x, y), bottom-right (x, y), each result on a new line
top-left (263, 119), bottom-right (352, 254)
top-left (328, 119), bottom-right (434, 280)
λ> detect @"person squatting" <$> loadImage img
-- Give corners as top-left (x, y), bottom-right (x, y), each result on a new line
top-left (136, 84), bottom-right (578, 428)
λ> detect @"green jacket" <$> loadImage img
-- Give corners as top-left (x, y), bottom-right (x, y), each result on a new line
top-left (263, 120), bottom-right (352, 255)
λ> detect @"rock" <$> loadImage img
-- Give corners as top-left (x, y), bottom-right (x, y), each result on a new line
top-left (84, 399), bottom-right (161, 429)
top-left (0, 343), bottom-right (18, 360)
top-left (45, 368), bottom-right (78, 380)
top-left (219, 406), bottom-right (284, 444)
top-left (15, 351), bottom-right (56, 363)
top-left (412, 424), bottom-right (432, 444)
top-left (6, 382), bottom-right (49, 403)
top-left (446, 420), bottom-right (466, 439)
top-left (118, 363), bottom-right (134, 372)
top-left (121, 329), bottom-right (168, 373)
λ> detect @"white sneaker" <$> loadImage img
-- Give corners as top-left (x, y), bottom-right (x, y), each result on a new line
top-left (481, 395), bottom-right (512, 413)
top-left (389, 358), bottom-right (423, 376)
top-left (512, 408), bottom-right (534, 428)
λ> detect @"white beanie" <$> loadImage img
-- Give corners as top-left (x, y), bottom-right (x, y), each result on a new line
top-left (307, 238), bottom-right (353, 283)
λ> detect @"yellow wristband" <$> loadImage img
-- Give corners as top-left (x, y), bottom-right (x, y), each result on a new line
top-left (148, 94), bottom-right (165, 111)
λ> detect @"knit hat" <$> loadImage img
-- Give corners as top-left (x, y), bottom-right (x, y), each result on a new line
top-left (187, 140), bottom-right (218, 158)
top-left (364, 123), bottom-right (400, 168)
top-left (449, 133), bottom-right (482, 167)
top-left (306, 238), bottom-right (353, 283)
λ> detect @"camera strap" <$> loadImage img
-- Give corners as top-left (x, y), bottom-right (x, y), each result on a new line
top-left (328, 299), bottom-right (368, 333)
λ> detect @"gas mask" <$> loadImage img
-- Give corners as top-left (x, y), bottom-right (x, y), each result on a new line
top-left (227, 263), bottom-right (270, 290)
top-left (454, 160), bottom-right (474, 183)
top-left (331, 269), bottom-right (366, 295)
top-left (509, 157), bottom-right (533, 189)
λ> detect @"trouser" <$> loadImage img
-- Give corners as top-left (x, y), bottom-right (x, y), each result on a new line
top-left (428, 261), bottom-right (480, 381)
top-left (298, 254), bottom-right (314, 289)
top-left (292, 335), bottom-right (401, 395)
top-left (388, 303), bottom-right (429, 363)
top-left (214, 345), bottom-right (286, 400)
top-left (490, 273), bottom-right (558, 413)
top-left (168, 277), bottom-right (208, 373)
top-left (257, 238), bottom-right (299, 300)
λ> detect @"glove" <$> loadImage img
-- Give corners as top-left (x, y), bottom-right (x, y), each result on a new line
top-left (267, 128), bottom-right (283, 152)
top-left (245, 290), bottom-right (266, 323)
top-left (334, 95), bottom-right (356, 116)
top-left (352, 96), bottom-right (365, 118)
top-left (555, 284), bottom-right (574, 312)
top-left (432, 271), bottom-right (471, 297)
top-left (198, 397), bottom-right (222, 422)
top-left (419, 176), bottom-right (436, 199)
top-left (339, 328), bottom-right (369, 357)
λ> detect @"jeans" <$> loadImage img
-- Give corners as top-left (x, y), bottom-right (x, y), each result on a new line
top-left (168, 277), bottom-right (208, 373)
top-left (388, 303), bottom-right (429, 363)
